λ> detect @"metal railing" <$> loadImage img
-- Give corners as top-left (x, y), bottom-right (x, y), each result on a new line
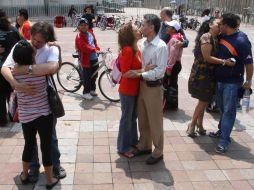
top-left (1, 0), bottom-right (254, 24)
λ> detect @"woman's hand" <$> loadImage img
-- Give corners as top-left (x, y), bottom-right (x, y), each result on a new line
top-left (144, 64), bottom-right (157, 72)
top-left (225, 58), bottom-right (236, 67)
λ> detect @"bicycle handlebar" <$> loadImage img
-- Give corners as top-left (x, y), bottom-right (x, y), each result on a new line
top-left (97, 48), bottom-right (112, 55)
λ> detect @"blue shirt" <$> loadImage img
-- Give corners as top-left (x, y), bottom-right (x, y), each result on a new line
top-left (86, 32), bottom-right (97, 61)
top-left (215, 31), bottom-right (253, 83)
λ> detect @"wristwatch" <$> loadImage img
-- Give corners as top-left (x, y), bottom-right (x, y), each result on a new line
top-left (28, 65), bottom-right (33, 75)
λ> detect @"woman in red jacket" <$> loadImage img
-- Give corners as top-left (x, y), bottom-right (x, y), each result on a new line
top-left (117, 23), bottom-right (142, 158)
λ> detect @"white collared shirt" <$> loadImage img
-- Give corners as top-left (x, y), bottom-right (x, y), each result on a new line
top-left (140, 35), bottom-right (168, 81)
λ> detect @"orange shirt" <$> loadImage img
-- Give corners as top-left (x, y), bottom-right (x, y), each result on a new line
top-left (119, 47), bottom-right (142, 96)
top-left (20, 20), bottom-right (31, 40)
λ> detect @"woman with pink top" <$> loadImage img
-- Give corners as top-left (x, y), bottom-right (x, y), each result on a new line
top-left (164, 20), bottom-right (183, 110)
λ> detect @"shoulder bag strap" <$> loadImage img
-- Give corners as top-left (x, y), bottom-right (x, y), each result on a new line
top-left (219, 39), bottom-right (239, 57)
top-left (46, 75), bottom-right (58, 91)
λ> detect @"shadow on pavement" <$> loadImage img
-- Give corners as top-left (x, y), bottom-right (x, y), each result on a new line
top-left (193, 135), bottom-right (254, 164)
top-left (115, 156), bottom-right (174, 188)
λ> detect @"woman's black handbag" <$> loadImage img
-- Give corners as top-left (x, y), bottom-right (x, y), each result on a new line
top-left (46, 75), bottom-right (65, 118)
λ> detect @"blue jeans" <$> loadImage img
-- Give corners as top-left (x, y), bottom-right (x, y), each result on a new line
top-left (30, 116), bottom-right (61, 169)
top-left (117, 93), bottom-right (138, 153)
top-left (216, 82), bottom-right (241, 148)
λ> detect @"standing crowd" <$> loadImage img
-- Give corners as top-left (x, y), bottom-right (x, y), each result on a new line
top-left (0, 5), bottom-right (253, 188)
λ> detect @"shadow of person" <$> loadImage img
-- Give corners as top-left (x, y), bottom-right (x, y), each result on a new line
top-left (13, 174), bottom-right (34, 190)
top-left (164, 108), bottom-right (192, 124)
top-left (115, 156), bottom-right (174, 188)
top-left (192, 134), bottom-right (254, 165)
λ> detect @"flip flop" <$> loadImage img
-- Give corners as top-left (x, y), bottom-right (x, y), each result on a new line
top-left (119, 152), bottom-right (135, 158)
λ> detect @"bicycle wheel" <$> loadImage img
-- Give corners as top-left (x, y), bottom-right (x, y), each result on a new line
top-left (98, 69), bottom-right (120, 102)
top-left (57, 62), bottom-right (82, 93)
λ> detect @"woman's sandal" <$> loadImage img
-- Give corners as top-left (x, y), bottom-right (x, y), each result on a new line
top-left (186, 124), bottom-right (197, 138)
top-left (196, 124), bottom-right (207, 135)
top-left (19, 172), bottom-right (30, 184)
top-left (119, 152), bottom-right (135, 158)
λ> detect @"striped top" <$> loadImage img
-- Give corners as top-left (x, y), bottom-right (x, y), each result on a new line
top-left (14, 74), bottom-right (51, 123)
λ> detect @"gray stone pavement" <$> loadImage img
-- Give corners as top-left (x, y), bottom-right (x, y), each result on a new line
top-left (1, 23), bottom-right (254, 190)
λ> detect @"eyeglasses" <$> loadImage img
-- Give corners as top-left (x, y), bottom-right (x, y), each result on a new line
top-left (215, 11), bottom-right (220, 14)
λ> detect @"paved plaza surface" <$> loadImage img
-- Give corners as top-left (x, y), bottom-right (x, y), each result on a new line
top-left (1, 21), bottom-right (254, 190)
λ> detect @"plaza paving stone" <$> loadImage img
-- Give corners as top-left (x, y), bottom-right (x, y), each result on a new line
top-left (1, 16), bottom-right (254, 190)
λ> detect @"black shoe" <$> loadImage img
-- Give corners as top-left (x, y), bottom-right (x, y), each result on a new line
top-left (215, 145), bottom-right (227, 154)
top-left (0, 119), bottom-right (8, 127)
top-left (53, 166), bottom-right (66, 179)
top-left (146, 155), bottom-right (163, 165)
top-left (132, 148), bottom-right (152, 157)
top-left (46, 178), bottom-right (59, 189)
top-left (28, 168), bottom-right (39, 183)
top-left (209, 130), bottom-right (221, 138)
top-left (19, 172), bottom-right (30, 184)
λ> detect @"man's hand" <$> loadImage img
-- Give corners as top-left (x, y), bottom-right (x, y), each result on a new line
top-left (144, 64), bottom-right (157, 72)
top-left (123, 70), bottom-right (140, 78)
top-left (14, 83), bottom-right (37, 95)
top-left (11, 65), bottom-right (28, 75)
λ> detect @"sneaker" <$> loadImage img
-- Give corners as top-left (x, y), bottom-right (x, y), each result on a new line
top-left (209, 130), bottom-right (221, 138)
top-left (215, 145), bottom-right (227, 154)
top-left (90, 91), bottom-right (98, 96)
top-left (28, 167), bottom-right (40, 183)
top-left (82, 93), bottom-right (93, 100)
top-left (53, 166), bottom-right (66, 179)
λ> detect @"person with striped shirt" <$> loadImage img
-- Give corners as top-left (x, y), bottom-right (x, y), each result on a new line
top-left (1, 22), bottom-right (66, 183)
top-left (5, 40), bottom-right (59, 189)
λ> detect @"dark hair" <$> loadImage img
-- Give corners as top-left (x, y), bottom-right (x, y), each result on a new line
top-left (13, 40), bottom-right (34, 65)
top-left (193, 18), bottom-right (215, 56)
top-left (84, 5), bottom-right (94, 14)
top-left (30, 22), bottom-right (56, 42)
top-left (0, 9), bottom-right (10, 30)
top-left (201, 9), bottom-right (210, 17)
top-left (234, 14), bottom-right (241, 23)
top-left (162, 8), bottom-right (173, 19)
top-left (118, 23), bottom-right (137, 55)
top-left (221, 13), bottom-right (238, 29)
top-left (19, 9), bottom-right (29, 20)
top-left (143, 14), bottom-right (161, 34)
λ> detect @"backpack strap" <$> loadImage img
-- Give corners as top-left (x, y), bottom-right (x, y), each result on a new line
top-left (219, 39), bottom-right (238, 57)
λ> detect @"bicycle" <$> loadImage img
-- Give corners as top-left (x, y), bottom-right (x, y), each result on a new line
top-left (57, 49), bottom-right (120, 102)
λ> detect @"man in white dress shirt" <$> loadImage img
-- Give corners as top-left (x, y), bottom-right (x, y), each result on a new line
top-left (125, 14), bottom-right (168, 164)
